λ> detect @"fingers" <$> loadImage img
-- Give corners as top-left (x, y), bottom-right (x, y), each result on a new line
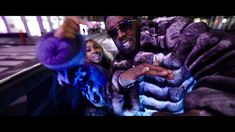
top-left (120, 63), bottom-right (174, 83)
top-left (63, 17), bottom-right (79, 31)
top-left (63, 18), bottom-right (80, 39)
top-left (152, 61), bottom-right (174, 79)
top-left (65, 16), bottom-right (81, 25)
top-left (140, 63), bottom-right (174, 79)
top-left (167, 71), bottom-right (174, 80)
top-left (142, 63), bottom-right (166, 71)
top-left (143, 63), bottom-right (173, 74)
top-left (131, 66), bottom-right (149, 80)
top-left (131, 63), bottom-right (174, 80)
top-left (67, 16), bottom-right (89, 26)
top-left (153, 61), bottom-right (160, 65)
top-left (54, 16), bottom-right (80, 39)
top-left (63, 27), bottom-right (77, 39)
top-left (145, 68), bottom-right (170, 78)
top-left (63, 32), bottom-right (76, 39)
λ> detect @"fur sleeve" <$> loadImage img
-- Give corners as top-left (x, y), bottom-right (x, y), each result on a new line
top-left (36, 31), bottom-right (86, 70)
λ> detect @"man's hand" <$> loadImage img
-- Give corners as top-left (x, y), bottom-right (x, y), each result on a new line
top-left (54, 16), bottom-right (82, 39)
top-left (119, 63), bottom-right (174, 85)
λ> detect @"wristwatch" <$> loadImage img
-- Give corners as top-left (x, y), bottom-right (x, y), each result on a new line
top-left (118, 75), bottom-right (136, 88)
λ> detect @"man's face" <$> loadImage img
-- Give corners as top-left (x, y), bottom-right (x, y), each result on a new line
top-left (106, 16), bottom-right (139, 55)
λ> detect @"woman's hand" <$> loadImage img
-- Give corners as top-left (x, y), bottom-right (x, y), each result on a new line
top-left (54, 16), bottom-right (82, 39)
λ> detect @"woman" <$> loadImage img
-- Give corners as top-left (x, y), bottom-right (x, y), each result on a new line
top-left (85, 39), bottom-right (112, 72)
top-left (36, 17), bottom-right (113, 116)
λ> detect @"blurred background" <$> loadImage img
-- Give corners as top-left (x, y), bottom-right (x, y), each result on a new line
top-left (0, 16), bottom-right (235, 116)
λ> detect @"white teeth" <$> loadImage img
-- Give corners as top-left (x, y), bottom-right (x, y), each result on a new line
top-left (92, 53), bottom-right (101, 60)
top-left (122, 41), bottom-right (131, 48)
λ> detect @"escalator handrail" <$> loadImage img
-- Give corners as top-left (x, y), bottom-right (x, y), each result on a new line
top-left (0, 63), bottom-right (42, 86)
top-left (0, 62), bottom-right (56, 113)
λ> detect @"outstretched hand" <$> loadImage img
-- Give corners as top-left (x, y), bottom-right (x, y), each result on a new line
top-left (119, 63), bottom-right (174, 85)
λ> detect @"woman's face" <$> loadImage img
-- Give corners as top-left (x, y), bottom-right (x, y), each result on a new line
top-left (86, 40), bottom-right (104, 64)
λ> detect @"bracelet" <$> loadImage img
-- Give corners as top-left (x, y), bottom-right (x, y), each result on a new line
top-left (118, 74), bottom-right (136, 88)
top-left (153, 53), bottom-right (164, 64)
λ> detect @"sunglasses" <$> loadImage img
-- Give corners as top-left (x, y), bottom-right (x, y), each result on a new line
top-left (107, 19), bottom-right (137, 38)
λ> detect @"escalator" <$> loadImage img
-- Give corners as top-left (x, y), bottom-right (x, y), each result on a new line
top-left (0, 63), bottom-right (64, 116)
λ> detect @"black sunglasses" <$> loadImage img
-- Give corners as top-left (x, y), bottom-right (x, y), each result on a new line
top-left (107, 19), bottom-right (137, 38)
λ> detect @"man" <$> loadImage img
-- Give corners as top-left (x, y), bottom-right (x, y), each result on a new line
top-left (105, 16), bottom-right (235, 116)
top-left (105, 16), bottom-right (196, 116)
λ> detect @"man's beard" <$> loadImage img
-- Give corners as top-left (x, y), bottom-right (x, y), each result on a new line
top-left (117, 30), bottom-right (140, 59)
top-left (118, 40), bottom-right (140, 59)
top-left (121, 39), bottom-right (134, 50)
